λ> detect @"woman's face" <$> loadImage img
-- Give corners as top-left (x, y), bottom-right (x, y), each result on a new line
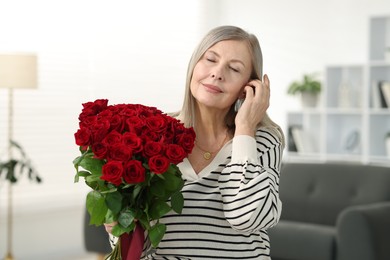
top-left (190, 40), bottom-right (253, 111)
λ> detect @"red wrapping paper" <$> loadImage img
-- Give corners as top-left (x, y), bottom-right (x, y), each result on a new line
top-left (120, 223), bottom-right (144, 260)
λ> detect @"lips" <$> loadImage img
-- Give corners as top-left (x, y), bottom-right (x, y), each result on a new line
top-left (203, 83), bottom-right (222, 93)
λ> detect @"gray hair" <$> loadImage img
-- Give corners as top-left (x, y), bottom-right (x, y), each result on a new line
top-left (177, 25), bottom-right (285, 147)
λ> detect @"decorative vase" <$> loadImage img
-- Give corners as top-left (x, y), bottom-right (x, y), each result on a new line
top-left (301, 92), bottom-right (318, 108)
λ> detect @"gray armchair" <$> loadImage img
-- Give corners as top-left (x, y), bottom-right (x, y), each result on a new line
top-left (268, 162), bottom-right (390, 260)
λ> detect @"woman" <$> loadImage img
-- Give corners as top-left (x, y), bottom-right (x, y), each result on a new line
top-left (106, 25), bottom-right (285, 259)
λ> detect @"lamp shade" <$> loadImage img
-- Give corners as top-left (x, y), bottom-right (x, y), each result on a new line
top-left (0, 53), bottom-right (37, 89)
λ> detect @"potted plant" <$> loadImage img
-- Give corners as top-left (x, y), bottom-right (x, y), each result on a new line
top-left (287, 73), bottom-right (322, 107)
top-left (0, 140), bottom-right (41, 183)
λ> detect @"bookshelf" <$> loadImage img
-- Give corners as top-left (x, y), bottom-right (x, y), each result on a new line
top-left (285, 15), bottom-right (390, 165)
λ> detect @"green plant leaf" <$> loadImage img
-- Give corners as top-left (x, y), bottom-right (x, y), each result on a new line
top-left (287, 73), bottom-right (321, 95)
top-left (150, 179), bottom-right (166, 198)
top-left (105, 191), bottom-right (123, 215)
top-left (77, 170), bottom-right (91, 177)
top-left (149, 223), bottom-right (166, 248)
top-left (149, 200), bottom-right (171, 220)
top-left (111, 221), bottom-right (135, 237)
top-left (86, 173), bottom-right (102, 183)
top-left (105, 209), bottom-right (116, 224)
top-left (79, 156), bottom-right (104, 176)
top-left (132, 185), bottom-right (142, 200)
top-left (86, 191), bottom-right (108, 225)
top-left (118, 210), bottom-right (135, 228)
top-left (74, 170), bottom-right (91, 183)
top-left (170, 191), bottom-right (184, 214)
top-left (163, 170), bottom-right (184, 191)
top-left (72, 155), bottom-right (83, 167)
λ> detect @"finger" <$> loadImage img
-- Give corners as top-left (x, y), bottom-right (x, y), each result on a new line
top-left (263, 74), bottom-right (270, 88)
top-left (243, 85), bottom-right (255, 99)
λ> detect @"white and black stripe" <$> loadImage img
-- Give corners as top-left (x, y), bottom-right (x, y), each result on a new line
top-left (141, 127), bottom-right (283, 259)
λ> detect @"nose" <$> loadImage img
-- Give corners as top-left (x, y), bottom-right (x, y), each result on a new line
top-left (210, 63), bottom-right (224, 80)
top-left (211, 74), bottom-right (223, 80)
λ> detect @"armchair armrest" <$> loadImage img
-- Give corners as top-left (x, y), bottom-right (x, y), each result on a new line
top-left (336, 201), bottom-right (390, 260)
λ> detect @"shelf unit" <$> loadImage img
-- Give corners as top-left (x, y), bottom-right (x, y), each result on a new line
top-left (285, 15), bottom-right (390, 165)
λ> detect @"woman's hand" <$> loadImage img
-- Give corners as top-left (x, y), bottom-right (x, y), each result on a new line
top-left (234, 74), bottom-right (270, 136)
top-left (104, 221), bottom-right (118, 234)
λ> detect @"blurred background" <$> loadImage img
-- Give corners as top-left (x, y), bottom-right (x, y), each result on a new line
top-left (0, 0), bottom-right (389, 259)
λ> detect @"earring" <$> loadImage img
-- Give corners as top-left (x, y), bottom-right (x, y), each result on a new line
top-left (234, 99), bottom-right (244, 112)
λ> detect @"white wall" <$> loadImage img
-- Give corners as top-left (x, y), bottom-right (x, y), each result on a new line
top-left (0, 0), bottom-right (389, 259)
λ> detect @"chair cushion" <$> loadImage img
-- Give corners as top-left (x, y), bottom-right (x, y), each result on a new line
top-left (269, 220), bottom-right (335, 260)
top-left (279, 163), bottom-right (390, 226)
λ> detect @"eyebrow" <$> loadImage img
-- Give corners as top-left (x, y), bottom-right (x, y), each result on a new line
top-left (207, 50), bottom-right (247, 68)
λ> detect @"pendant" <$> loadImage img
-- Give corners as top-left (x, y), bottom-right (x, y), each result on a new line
top-left (203, 152), bottom-right (212, 160)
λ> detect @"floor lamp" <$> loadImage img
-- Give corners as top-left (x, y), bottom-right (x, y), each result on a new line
top-left (0, 53), bottom-right (37, 260)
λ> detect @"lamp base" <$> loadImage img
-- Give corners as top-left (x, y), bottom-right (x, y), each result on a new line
top-left (4, 252), bottom-right (14, 260)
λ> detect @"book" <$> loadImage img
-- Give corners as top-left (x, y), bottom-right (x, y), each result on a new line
top-left (287, 126), bottom-right (298, 152)
top-left (371, 80), bottom-right (381, 108)
top-left (378, 81), bottom-right (389, 108)
top-left (380, 81), bottom-right (390, 108)
top-left (290, 126), bottom-right (315, 153)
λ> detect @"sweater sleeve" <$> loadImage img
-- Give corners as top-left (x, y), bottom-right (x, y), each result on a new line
top-left (218, 128), bottom-right (283, 233)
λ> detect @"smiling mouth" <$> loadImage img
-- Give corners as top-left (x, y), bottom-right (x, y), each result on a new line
top-left (203, 84), bottom-right (222, 93)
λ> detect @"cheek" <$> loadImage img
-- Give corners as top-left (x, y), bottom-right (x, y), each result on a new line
top-left (192, 63), bottom-right (204, 81)
top-left (229, 79), bottom-right (247, 98)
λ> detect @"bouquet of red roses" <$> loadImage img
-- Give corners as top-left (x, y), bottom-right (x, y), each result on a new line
top-left (73, 99), bottom-right (195, 259)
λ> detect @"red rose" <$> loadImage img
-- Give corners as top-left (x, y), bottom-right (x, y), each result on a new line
top-left (125, 116), bottom-right (145, 134)
top-left (78, 115), bottom-right (97, 128)
top-left (143, 130), bottom-right (159, 142)
top-left (176, 131), bottom-right (196, 153)
top-left (119, 106), bottom-right (138, 117)
top-left (91, 120), bottom-right (111, 143)
top-left (103, 130), bottom-right (122, 145)
top-left (108, 143), bottom-right (132, 161)
top-left (145, 115), bottom-right (167, 133)
top-left (74, 127), bottom-right (91, 146)
top-left (109, 114), bottom-right (125, 133)
top-left (122, 132), bottom-right (143, 154)
top-left (165, 144), bottom-right (186, 164)
top-left (123, 160), bottom-right (145, 184)
top-left (143, 141), bottom-right (163, 158)
top-left (101, 161), bottom-right (123, 186)
top-left (97, 108), bottom-right (113, 119)
top-left (91, 142), bottom-right (108, 159)
top-left (148, 155), bottom-right (170, 174)
top-left (81, 99), bottom-right (108, 117)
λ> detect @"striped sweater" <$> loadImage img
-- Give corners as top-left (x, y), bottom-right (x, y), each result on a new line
top-left (139, 127), bottom-right (284, 259)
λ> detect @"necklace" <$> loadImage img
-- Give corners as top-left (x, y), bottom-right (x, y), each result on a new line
top-left (195, 132), bottom-right (229, 160)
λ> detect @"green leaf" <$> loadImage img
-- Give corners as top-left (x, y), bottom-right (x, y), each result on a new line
top-left (163, 170), bottom-right (184, 191)
top-left (79, 156), bottom-right (104, 176)
top-left (74, 170), bottom-right (91, 183)
top-left (86, 191), bottom-right (108, 225)
top-left (149, 200), bottom-right (171, 220)
top-left (149, 223), bottom-right (166, 248)
top-left (72, 155), bottom-right (83, 167)
top-left (118, 210), bottom-right (135, 228)
top-left (170, 191), bottom-right (184, 214)
top-left (150, 179), bottom-right (166, 198)
top-left (86, 173), bottom-right (102, 183)
top-left (111, 221), bottom-right (135, 237)
top-left (105, 191), bottom-right (123, 215)
top-left (77, 170), bottom-right (91, 177)
top-left (132, 185), bottom-right (142, 200)
top-left (105, 209), bottom-right (116, 224)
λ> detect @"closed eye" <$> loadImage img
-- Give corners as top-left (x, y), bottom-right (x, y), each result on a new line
top-left (229, 66), bottom-right (240, 72)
